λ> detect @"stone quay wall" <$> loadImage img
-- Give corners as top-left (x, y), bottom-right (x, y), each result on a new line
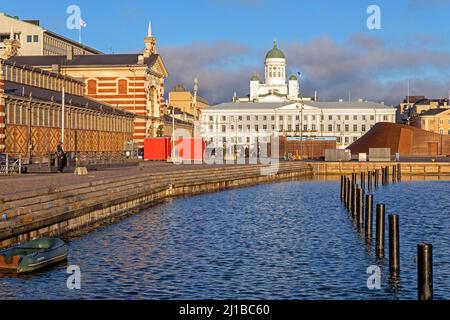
top-left (308, 162), bottom-right (450, 176)
top-left (0, 163), bottom-right (313, 248)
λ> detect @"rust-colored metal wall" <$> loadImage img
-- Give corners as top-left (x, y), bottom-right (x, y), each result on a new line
top-left (348, 123), bottom-right (450, 156)
top-left (279, 137), bottom-right (336, 159)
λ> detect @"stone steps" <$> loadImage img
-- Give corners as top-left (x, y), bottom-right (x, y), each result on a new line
top-left (0, 163), bottom-right (312, 233)
top-left (0, 165), bottom-right (259, 214)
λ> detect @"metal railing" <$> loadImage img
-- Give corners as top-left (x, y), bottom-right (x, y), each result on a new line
top-left (32, 151), bottom-right (139, 169)
top-left (0, 154), bottom-right (23, 175)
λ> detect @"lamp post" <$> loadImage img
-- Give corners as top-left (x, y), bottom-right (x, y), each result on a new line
top-left (193, 78), bottom-right (199, 120)
top-left (169, 101), bottom-right (176, 161)
top-left (61, 85), bottom-right (65, 144)
top-left (297, 72), bottom-right (305, 160)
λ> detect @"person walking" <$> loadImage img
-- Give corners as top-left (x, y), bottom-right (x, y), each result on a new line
top-left (56, 142), bottom-right (67, 173)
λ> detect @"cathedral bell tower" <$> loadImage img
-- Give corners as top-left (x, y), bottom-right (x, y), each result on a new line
top-left (264, 40), bottom-right (286, 86)
top-left (144, 21), bottom-right (157, 58)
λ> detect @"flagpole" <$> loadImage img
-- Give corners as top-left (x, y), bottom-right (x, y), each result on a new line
top-left (79, 26), bottom-right (82, 44)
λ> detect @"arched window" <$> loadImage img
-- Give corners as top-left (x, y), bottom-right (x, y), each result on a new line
top-left (87, 79), bottom-right (97, 95)
top-left (118, 79), bottom-right (128, 94)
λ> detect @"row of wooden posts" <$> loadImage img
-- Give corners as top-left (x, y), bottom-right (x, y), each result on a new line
top-left (339, 164), bottom-right (433, 300)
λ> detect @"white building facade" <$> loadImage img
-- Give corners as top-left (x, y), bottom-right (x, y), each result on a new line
top-left (200, 101), bottom-right (396, 149)
top-left (201, 42), bottom-right (396, 149)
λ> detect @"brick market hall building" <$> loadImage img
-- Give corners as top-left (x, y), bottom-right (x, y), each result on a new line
top-left (0, 58), bottom-right (134, 157)
top-left (9, 22), bottom-right (169, 149)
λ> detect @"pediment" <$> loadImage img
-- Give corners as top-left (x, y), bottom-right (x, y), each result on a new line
top-left (149, 56), bottom-right (169, 78)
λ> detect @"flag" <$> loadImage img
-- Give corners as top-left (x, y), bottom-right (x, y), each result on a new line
top-left (80, 18), bottom-right (87, 28)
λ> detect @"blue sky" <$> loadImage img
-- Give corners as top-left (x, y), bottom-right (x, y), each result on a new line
top-left (2, 0), bottom-right (450, 103)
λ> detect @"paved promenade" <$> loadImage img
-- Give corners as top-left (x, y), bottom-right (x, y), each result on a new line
top-left (0, 162), bottom-right (252, 197)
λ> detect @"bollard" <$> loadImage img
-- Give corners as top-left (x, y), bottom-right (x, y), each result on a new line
top-left (376, 203), bottom-right (386, 258)
top-left (365, 194), bottom-right (373, 240)
top-left (418, 243), bottom-right (433, 300)
top-left (389, 214), bottom-right (400, 272)
top-left (357, 188), bottom-right (365, 226)
top-left (352, 184), bottom-right (358, 218)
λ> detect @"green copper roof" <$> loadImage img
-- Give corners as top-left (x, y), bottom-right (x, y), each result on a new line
top-left (289, 74), bottom-right (298, 81)
top-left (250, 74), bottom-right (260, 81)
top-left (265, 40), bottom-right (285, 59)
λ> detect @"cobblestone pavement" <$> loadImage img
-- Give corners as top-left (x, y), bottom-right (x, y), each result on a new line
top-left (0, 162), bottom-right (255, 197)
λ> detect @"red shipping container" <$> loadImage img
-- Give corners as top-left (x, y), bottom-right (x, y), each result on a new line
top-left (144, 138), bottom-right (172, 161)
top-left (177, 138), bottom-right (205, 161)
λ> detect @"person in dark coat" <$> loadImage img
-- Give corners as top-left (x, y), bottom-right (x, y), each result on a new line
top-left (56, 142), bottom-right (67, 173)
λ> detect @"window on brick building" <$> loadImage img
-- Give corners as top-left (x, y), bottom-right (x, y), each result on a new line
top-left (118, 79), bottom-right (128, 94)
top-left (87, 79), bottom-right (97, 95)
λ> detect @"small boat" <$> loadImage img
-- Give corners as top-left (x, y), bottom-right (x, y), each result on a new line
top-left (0, 237), bottom-right (68, 274)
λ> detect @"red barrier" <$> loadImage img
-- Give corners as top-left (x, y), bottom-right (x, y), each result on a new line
top-left (144, 138), bottom-right (172, 161)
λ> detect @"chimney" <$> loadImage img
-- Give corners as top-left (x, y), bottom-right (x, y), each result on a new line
top-left (137, 55), bottom-right (144, 64)
top-left (66, 46), bottom-right (74, 61)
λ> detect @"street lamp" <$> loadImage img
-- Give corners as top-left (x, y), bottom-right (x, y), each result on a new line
top-left (193, 78), bottom-right (199, 120)
top-left (297, 71), bottom-right (305, 160)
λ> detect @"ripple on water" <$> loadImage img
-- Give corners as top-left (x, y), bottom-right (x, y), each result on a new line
top-left (0, 179), bottom-right (449, 300)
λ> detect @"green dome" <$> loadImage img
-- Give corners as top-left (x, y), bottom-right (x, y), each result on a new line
top-left (289, 74), bottom-right (298, 81)
top-left (265, 41), bottom-right (285, 59)
top-left (250, 74), bottom-right (260, 81)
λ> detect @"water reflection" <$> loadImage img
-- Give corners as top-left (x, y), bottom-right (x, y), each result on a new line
top-left (0, 179), bottom-right (448, 300)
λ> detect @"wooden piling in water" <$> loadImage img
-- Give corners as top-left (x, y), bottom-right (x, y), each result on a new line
top-left (374, 169), bottom-right (379, 188)
top-left (376, 203), bottom-right (386, 258)
top-left (346, 178), bottom-right (352, 210)
top-left (418, 243), bottom-right (433, 300)
top-left (352, 184), bottom-right (358, 218)
top-left (357, 188), bottom-right (364, 227)
top-left (360, 172), bottom-right (366, 190)
top-left (365, 194), bottom-right (373, 240)
top-left (389, 214), bottom-right (400, 272)
top-left (397, 163), bottom-right (402, 182)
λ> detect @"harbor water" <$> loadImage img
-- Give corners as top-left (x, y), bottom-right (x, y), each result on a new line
top-left (0, 178), bottom-right (449, 299)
